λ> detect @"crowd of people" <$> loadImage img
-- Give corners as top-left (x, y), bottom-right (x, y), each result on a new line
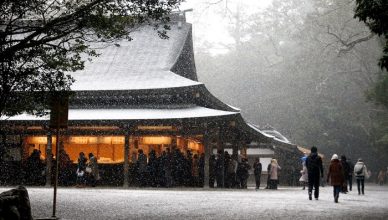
top-left (131, 148), bottom-right (204, 187)
top-left (22, 145), bottom-right (387, 195)
top-left (23, 148), bottom-right (99, 187)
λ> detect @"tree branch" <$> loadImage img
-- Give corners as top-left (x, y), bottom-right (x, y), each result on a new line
top-left (326, 26), bottom-right (375, 54)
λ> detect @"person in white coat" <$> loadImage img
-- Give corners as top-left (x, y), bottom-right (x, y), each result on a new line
top-left (354, 158), bottom-right (368, 195)
top-left (299, 161), bottom-right (308, 190)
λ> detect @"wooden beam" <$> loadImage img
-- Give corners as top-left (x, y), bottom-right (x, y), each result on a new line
top-left (123, 133), bottom-right (130, 188)
top-left (45, 132), bottom-right (52, 187)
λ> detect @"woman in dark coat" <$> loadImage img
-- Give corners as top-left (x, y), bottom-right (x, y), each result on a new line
top-left (327, 154), bottom-right (344, 203)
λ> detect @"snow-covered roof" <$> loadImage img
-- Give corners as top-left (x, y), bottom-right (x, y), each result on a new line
top-left (261, 129), bottom-right (291, 144)
top-left (70, 22), bottom-right (202, 91)
top-left (2, 106), bottom-right (238, 121)
top-left (247, 123), bottom-right (275, 139)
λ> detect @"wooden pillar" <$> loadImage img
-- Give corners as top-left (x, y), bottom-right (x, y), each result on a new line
top-left (219, 128), bottom-right (225, 188)
top-left (232, 139), bottom-right (239, 159)
top-left (45, 132), bottom-right (52, 187)
top-left (123, 133), bottom-right (130, 188)
top-left (203, 132), bottom-right (211, 188)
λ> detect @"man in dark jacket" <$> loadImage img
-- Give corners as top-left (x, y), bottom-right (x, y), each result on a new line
top-left (347, 158), bottom-right (354, 191)
top-left (253, 158), bottom-right (262, 190)
top-left (340, 155), bottom-right (350, 193)
top-left (305, 146), bottom-right (324, 200)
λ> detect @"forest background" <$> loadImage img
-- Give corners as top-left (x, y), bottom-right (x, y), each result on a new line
top-left (183, 0), bottom-right (388, 172)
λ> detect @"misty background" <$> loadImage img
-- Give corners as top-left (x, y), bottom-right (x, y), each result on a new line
top-left (181, 0), bottom-right (387, 172)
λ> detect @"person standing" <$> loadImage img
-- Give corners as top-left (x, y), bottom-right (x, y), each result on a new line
top-left (136, 149), bottom-right (148, 187)
top-left (87, 153), bottom-right (99, 187)
top-left (305, 146), bottom-right (324, 200)
top-left (76, 152), bottom-right (87, 187)
top-left (268, 159), bottom-right (281, 189)
top-left (354, 158), bottom-right (368, 195)
top-left (236, 158), bottom-right (251, 189)
top-left (265, 162), bottom-right (271, 189)
top-left (25, 149), bottom-right (45, 185)
top-left (215, 150), bottom-right (224, 188)
top-left (340, 155), bottom-right (350, 193)
top-left (253, 158), bottom-right (262, 190)
top-left (347, 158), bottom-right (354, 191)
top-left (198, 153), bottom-right (205, 187)
top-left (209, 155), bottom-right (216, 188)
top-left (378, 169), bottom-right (385, 185)
top-left (230, 155), bottom-right (239, 188)
top-left (147, 150), bottom-right (157, 187)
top-left (58, 148), bottom-right (72, 186)
top-left (327, 154), bottom-right (344, 203)
top-left (192, 154), bottom-right (200, 187)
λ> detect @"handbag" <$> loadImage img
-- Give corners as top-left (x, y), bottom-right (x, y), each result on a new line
top-left (77, 169), bottom-right (84, 177)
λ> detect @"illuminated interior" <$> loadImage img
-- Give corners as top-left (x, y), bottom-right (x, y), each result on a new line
top-left (25, 135), bottom-right (204, 164)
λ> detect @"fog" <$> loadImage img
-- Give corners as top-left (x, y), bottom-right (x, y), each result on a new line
top-left (183, 0), bottom-right (387, 172)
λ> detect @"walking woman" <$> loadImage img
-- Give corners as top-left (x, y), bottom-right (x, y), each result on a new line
top-left (327, 154), bottom-right (344, 203)
top-left (354, 158), bottom-right (368, 195)
top-left (299, 161), bottom-right (308, 190)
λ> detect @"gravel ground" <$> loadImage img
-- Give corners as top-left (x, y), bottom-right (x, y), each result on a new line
top-left (1, 184), bottom-right (388, 220)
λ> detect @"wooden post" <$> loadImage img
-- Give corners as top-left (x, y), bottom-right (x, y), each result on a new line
top-left (203, 132), bottom-right (211, 188)
top-left (219, 128), bottom-right (225, 188)
top-left (123, 133), bottom-right (130, 188)
top-left (45, 132), bottom-right (52, 187)
top-left (49, 92), bottom-right (69, 219)
top-left (52, 125), bottom-right (60, 218)
top-left (232, 139), bottom-right (239, 159)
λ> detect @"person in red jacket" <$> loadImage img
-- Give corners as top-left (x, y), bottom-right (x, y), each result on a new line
top-left (327, 154), bottom-right (344, 203)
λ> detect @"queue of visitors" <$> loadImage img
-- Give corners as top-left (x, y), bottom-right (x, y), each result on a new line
top-left (22, 144), bottom-right (376, 196)
top-left (132, 148), bottom-right (204, 187)
top-left (23, 148), bottom-right (99, 187)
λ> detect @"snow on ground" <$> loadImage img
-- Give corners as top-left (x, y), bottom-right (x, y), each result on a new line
top-left (1, 184), bottom-right (388, 220)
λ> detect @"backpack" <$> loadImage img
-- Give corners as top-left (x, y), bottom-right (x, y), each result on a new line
top-left (356, 166), bottom-right (364, 175)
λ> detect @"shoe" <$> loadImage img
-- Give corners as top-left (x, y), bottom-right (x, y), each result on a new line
top-left (315, 198), bottom-right (318, 200)
top-left (309, 193), bottom-right (312, 200)
top-left (334, 195), bottom-right (338, 203)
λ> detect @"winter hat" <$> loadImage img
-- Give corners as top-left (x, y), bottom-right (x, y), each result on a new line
top-left (331, 154), bottom-right (338, 161)
top-left (311, 146), bottom-right (317, 153)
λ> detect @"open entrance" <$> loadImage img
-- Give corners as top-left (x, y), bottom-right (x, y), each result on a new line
top-left (24, 135), bottom-right (204, 163)
top-left (23, 134), bottom-right (205, 186)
